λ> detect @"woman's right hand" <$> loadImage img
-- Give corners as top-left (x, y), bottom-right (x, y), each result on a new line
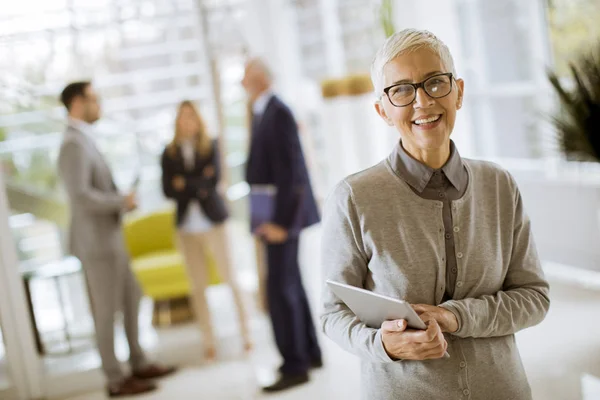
top-left (172, 175), bottom-right (186, 191)
top-left (380, 317), bottom-right (448, 361)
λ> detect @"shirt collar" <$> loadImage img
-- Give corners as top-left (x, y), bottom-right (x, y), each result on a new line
top-left (252, 89), bottom-right (274, 116)
top-left (179, 140), bottom-right (195, 155)
top-left (388, 140), bottom-right (468, 193)
top-left (67, 117), bottom-right (95, 138)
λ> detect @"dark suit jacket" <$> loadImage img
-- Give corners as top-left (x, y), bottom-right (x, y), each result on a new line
top-left (161, 139), bottom-right (228, 226)
top-left (245, 95), bottom-right (320, 236)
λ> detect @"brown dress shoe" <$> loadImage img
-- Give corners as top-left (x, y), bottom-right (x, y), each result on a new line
top-left (133, 364), bottom-right (177, 380)
top-left (107, 377), bottom-right (156, 397)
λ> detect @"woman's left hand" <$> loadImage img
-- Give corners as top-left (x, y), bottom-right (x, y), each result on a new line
top-left (412, 304), bottom-right (459, 333)
top-left (203, 166), bottom-right (215, 178)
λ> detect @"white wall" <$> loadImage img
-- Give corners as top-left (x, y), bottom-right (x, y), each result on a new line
top-left (509, 162), bottom-right (600, 272)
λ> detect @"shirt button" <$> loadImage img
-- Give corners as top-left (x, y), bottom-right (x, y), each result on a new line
top-left (452, 268), bottom-right (457, 273)
top-left (457, 281), bottom-right (463, 287)
top-left (438, 192), bottom-right (445, 198)
top-left (453, 227), bottom-right (460, 232)
top-left (460, 361), bottom-right (466, 368)
top-left (457, 252), bottom-right (463, 259)
top-left (445, 233), bottom-right (451, 239)
top-left (463, 389), bottom-right (471, 396)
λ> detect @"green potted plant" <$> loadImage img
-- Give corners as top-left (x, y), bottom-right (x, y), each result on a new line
top-left (547, 44), bottom-right (600, 162)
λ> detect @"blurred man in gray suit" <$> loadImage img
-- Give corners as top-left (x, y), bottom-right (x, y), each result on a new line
top-left (57, 82), bottom-right (175, 397)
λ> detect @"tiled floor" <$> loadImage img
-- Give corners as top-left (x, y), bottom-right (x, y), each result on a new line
top-left (25, 225), bottom-right (600, 400)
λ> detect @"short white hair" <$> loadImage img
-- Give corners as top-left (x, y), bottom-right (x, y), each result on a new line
top-left (370, 29), bottom-right (457, 96)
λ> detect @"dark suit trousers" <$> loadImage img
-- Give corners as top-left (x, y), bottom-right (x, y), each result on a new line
top-left (266, 237), bottom-right (321, 374)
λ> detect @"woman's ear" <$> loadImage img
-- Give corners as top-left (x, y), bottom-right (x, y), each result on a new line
top-left (455, 78), bottom-right (465, 110)
top-left (375, 101), bottom-right (394, 126)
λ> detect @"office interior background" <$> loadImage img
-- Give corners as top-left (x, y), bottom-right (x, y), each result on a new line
top-left (1, 0), bottom-right (600, 399)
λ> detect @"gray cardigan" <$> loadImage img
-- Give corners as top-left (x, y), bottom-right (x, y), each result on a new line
top-left (320, 150), bottom-right (550, 400)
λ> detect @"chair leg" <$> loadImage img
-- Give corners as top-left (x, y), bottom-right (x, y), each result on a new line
top-left (169, 296), bottom-right (193, 324)
top-left (152, 300), bottom-right (171, 327)
top-left (151, 297), bottom-right (194, 327)
top-left (159, 300), bottom-right (172, 327)
top-left (152, 301), bottom-right (159, 327)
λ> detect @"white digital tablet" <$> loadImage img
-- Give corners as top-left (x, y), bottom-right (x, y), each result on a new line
top-left (326, 280), bottom-right (427, 330)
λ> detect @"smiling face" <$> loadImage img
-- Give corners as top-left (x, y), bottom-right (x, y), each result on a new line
top-left (375, 47), bottom-right (464, 162)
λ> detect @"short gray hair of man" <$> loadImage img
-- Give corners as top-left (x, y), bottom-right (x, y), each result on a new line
top-left (370, 29), bottom-right (457, 96)
top-left (246, 57), bottom-right (273, 83)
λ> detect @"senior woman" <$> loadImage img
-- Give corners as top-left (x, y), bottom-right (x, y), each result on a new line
top-left (320, 29), bottom-right (550, 400)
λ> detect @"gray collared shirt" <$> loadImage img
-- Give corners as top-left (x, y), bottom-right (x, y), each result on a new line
top-left (391, 140), bottom-right (468, 299)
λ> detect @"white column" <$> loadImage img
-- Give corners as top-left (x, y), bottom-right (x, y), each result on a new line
top-left (321, 97), bottom-right (358, 184)
top-left (265, 0), bottom-right (304, 106)
top-left (242, 0), bottom-right (302, 103)
top-left (0, 168), bottom-right (45, 399)
top-left (458, 0), bottom-right (496, 158)
top-left (319, 0), bottom-right (346, 77)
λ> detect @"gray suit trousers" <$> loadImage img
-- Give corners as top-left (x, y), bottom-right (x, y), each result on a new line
top-left (83, 251), bottom-right (147, 385)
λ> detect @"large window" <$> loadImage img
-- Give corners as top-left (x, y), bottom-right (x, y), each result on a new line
top-left (0, 0), bottom-right (252, 385)
top-left (0, 0), bottom-right (217, 201)
top-left (293, 0), bottom-right (382, 80)
top-left (289, 0), bottom-right (553, 165)
top-left (453, 0), bottom-right (552, 160)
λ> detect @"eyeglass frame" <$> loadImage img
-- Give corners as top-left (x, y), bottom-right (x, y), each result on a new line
top-left (381, 72), bottom-right (455, 107)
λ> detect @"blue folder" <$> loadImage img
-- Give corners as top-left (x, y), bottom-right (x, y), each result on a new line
top-left (249, 186), bottom-right (304, 236)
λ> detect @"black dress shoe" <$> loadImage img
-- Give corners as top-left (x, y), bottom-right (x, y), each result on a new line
top-left (262, 372), bottom-right (309, 392)
top-left (133, 364), bottom-right (177, 380)
top-left (278, 359), bottom-right (322, 373)
top-left (107, 377), bottom-right (157, 397)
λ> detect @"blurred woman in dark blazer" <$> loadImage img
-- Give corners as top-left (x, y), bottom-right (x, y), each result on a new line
top-left (161, 100), bottom-right (251, 360)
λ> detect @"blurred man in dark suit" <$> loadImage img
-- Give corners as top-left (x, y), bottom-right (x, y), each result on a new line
top-left (242, 59), bottom-right (322, 392)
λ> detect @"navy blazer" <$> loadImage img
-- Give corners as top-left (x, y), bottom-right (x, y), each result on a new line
top-left (245, 96), bottom-right (320, 235)
top-left (161, 139), bottom-right (229, 226)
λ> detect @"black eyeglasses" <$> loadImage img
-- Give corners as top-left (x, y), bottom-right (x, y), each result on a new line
top-left (382, 73), bottom-right (454, 107)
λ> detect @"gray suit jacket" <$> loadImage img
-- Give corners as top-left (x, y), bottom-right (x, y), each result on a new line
top-left (57, 125), bottom-right (127, 261)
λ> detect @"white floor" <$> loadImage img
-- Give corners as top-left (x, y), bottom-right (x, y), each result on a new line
top-left (3, 224), bottom-right (600, 400)
top-left (56, 276), bottom-right (600, 400)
